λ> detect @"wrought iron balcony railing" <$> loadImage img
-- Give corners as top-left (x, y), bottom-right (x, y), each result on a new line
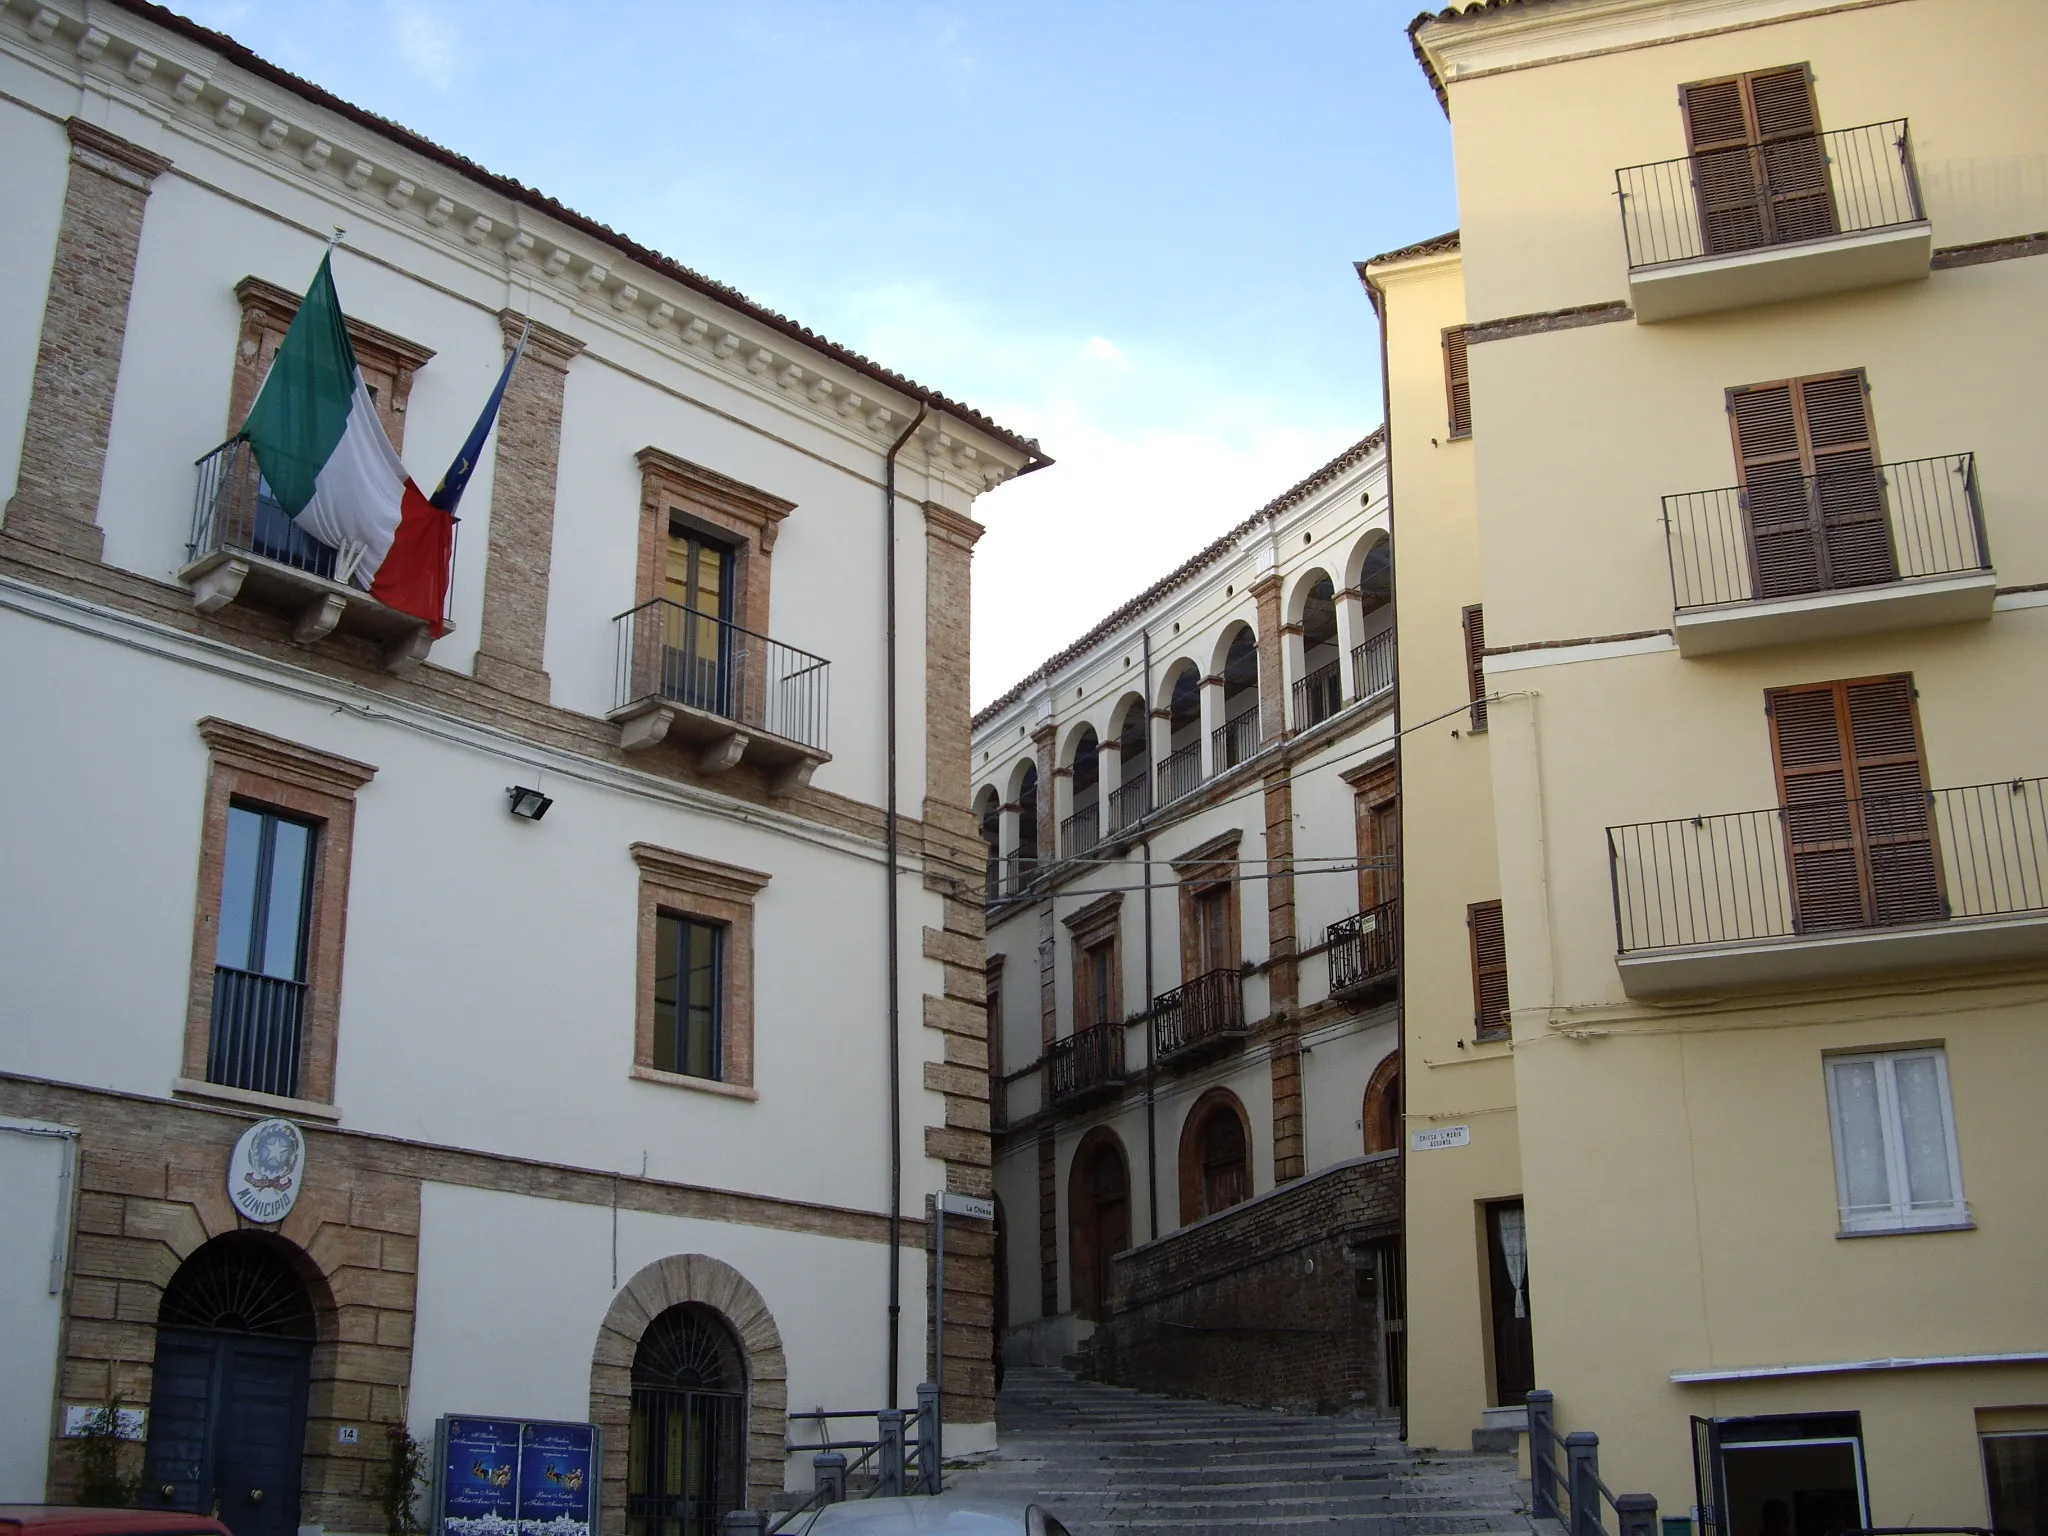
top-left (1212, 709), bottom-right (1260, 772)
top-left (1060, 805), bottom-right (1100, 859)
top-left (207, 966), bottom-right (307, 1099)
top-left (1108, 777), bottom-right (1151, 832)
top-left (1151, 967), bottom-right (1246, 1063)
top-left (1607, 777), bottom-right (2048, 954)
top-left (1328, 898), bottom-right (1400, 995)
top-left (1616, 118), bottom-right (1923, 272)
top-left (1156, 743), bottom-right (1202, 806)
top-left (613, 597), bottom-right (830, 752)
top-left (1663, 453), bottom-right (1988, 611)
top-left (1293, 660), bottom-right (1343, 732)
top-left (1352, 628), bottom-right (1395, 704)
top-left (1047, 1022), bottom-right (1127, 1106)
top-left (191, 438), bottom-right (343, 579)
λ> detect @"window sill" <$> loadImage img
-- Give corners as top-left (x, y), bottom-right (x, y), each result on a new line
top-left (630, 1063), bottom-right (758, 1101)
top-left (171, 1077), bottom-right (342, 1122)
top-left (1836, 1218), bottom-right (1975, 1240)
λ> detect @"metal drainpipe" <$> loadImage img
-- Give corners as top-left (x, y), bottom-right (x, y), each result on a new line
top-left (883, 400), bottom-right (929, 1409)
top-left (1359, 262), bottom-right (1406, 1442)
top-left (1140, 629), bottom-right (1159, 1240)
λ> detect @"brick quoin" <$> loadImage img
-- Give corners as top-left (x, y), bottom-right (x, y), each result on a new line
top-left (1091, 1154), bottom-right (1400, 1414)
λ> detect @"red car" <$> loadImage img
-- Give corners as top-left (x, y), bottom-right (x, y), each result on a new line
top-left (0, 1510), bottom-right (235, 1536)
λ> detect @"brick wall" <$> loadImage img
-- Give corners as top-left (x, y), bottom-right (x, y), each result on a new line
top-left (1092, 1153), bottom-right (1400, 1414)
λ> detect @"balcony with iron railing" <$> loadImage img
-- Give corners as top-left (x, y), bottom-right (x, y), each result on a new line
top-left (207, 966), bottom-right (307, 1100)
top-left (1617, 119), bottom-right (1930, 321)
top-left (1151, 967), bottom-right (1248, 1068)
top-left (1156, 743), bottom-right (1203, 807)
top-left (1607, 777), bottom-right (2048, 997)
top-left (1108, 776), bottom-right (1151, 833)
top-left (1292, 660), bottom-right (1343, 732)
top-left (1352, 628), bottom-right (1395, 706)
top-left (611, 597), bottom-right (831, 794)
top-left (182, 438), bottom-right (449, 674)
top-left (1327, 898), bottom-right (1400, 999)
top-left (1060, 805), bottom-right (1100, 860)
top-left (1046, 1022), bottom-right (1128, 1109)
top-left (1211, 709), bottom-right (1260, 773)
top-left (1664, 453), bottom-right (1994, 654)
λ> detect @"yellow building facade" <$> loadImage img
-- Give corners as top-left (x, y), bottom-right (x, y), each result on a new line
top-left (1384, 0), bottom-right (2048, 1530)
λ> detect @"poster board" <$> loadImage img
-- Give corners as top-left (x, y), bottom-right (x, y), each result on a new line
top-left (435, 1417), bottom-right (599, 1536)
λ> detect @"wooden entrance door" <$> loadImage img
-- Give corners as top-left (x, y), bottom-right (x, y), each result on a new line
top-left (1485, 1200), bottom-right (1535, 1407)
top-left (1069, 1136), bottom-right (1130, 1322)
top-left (146, 1330), bottom-right (310, 1536)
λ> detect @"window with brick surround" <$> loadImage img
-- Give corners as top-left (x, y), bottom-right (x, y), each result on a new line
top-left (181, 719), bottom-right (377, 1111)
top-left (1178, 1086), bottom-right (1253, 1227)
top-left (1063, 891), bottom-right (1123, 1034)
top-left (631, 843), bottom-right (770, 1098)
top-left (230, 276), bottom-right (434, 451)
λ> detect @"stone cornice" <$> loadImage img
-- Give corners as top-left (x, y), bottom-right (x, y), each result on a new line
top-left (4, 0), bottom-right (1036, 492)
top-left (1061, 889), bottom-right (1125, 935)
top-left (239, 275), bottom-right (436, 371)
top-left (64, 114), bottom-right (170, 187)
top-left (922, 502), bottom-right (985, 552)
top-left (635, 448), bottom-right (796, 550)
top-left (1172, 828), bottom-right (1244, 877)
top-left (197, 716), bottom-right (378, 793)
top-left (629, 842), bottom-right (773, 903)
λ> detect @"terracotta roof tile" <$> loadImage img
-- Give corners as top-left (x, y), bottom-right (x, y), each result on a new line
top-left (1362, 229), bottom-right (1461, 268)
top-left (1409, 0), bottom-right (1576, 109)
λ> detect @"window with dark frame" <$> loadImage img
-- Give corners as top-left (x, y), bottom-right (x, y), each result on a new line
top-left (654, 912), bottom-right (725, 1080)
top-left (1982, 1431), bottom-right (2048, 1536)
top-left (1080, 937), bottom-right (1115, 1030)
top-left (1680, 65), bottom-right (1834, 256)
top-left (1469, 898), bottom-right (1511, 1040)
top-left (1462, 605), bottom-right (1488, 732)
top-left (209, 803), bottom-right (318, 1098)
top-left (1443, 326), bottom-right (1472, 438)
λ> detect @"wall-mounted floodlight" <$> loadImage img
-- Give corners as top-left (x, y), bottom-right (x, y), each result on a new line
top-left (506, 785), bottom-right (553, 821)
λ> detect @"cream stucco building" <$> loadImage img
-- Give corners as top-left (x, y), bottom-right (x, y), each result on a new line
top-left (1380, 0), bottom-right (2048, 1531)
top-left (0, 2), bottom-right (1038, 1529)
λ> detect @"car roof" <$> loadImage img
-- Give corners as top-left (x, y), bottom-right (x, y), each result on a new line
top-left (803, 1497), bottom-right (1031, 1535)
top-left (0, 1508), bottom-right (236, 1536)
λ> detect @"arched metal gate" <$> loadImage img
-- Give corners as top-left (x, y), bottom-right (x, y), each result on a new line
top-left (627, 1303), bottom-right (746, 1536)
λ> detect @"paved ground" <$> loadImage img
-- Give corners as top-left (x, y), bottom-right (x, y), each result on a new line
top-left (944, 1367), bottom-right (1536, 1536)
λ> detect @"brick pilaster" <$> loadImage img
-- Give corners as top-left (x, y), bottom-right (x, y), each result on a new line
top-left (2, 120), bottom-right (171, 561)
top-left (473, 311), bottom-right (583, 699)
top-left (1037, 1130), bottom-right (1059, 1317)
top-left (1264, 768), bottom-right (1304, 1183)
top-left (1252, 571), bottom-right (1287, 745)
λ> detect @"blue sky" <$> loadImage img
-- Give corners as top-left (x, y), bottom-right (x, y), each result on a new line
top-left (183, 1), bottom-right (1457, 703)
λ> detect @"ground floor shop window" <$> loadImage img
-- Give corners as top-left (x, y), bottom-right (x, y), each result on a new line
top-left (1983, 1432), bottom-right (2048, 1536)
top-left (1694, 1413), bottom-right (1868, 1536)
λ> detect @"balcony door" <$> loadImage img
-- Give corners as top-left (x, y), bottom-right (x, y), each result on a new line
top-left (1683, 66), bottom-right (1836, 255)
top-left (663, 521), bottom-right (735, 716)
top-left (1731, 373), bottom-right (1895, 600)
top-left (1769, 676), bottom-right (1943, 932)
top-left (1193, 884), bottom-right (1234, 977)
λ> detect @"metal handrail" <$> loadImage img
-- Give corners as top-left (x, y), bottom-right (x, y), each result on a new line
top-left (1352, 628), bottom-right (1396, 703)
top-left (1292, 660), bottom-right (1342, 731)
top-left (1211, 709), bottom-right (1259, 771)
top-left (1060, 804), bottom-right (1100, 859)
top-left (1327, 898), bottom-right (1400, 993)
top-left (1662, 452), bottom-right (1987, 611)
top-left (1156, 743), bottom-right (1202, 806)
top-left (1607, 776), bottom-right (2048, 954)
top-left (1108, 776), bottom-right (1152, 832)
top-left (1616, 118), bottom-right (1922, 271)
top-left (1048, 1022), bottom-right (1127, 1103)
top-left (1151, 967), bottom-right (1246, 1060)
top-left (613, 596), bottom-right (830, 752)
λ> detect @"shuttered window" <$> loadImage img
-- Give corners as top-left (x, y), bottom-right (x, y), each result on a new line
top-left (1443, 327), bottom-right (1472, 438)
top-left (1768, 675), bottom-right (1943, 933)
top-left (1731, 371), bottom-right (1895, 599)
top-left (1462, 604), bottom-right (1488, 732)
top-left (1682, 64), bottom-right (1836, 254)
top-left (1469, 900), bottom-right (1510, 1039)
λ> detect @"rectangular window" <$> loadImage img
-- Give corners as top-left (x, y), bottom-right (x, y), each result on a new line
top-left (1729, 372), bottom-right (1892, 598)
top-left (1982, 1432), bottom-right (2048, 1536)
top-left (1825, 1047), bottom-right (1968, 1233)
top-left (1681, 65), bottom-right (1834, 255)
top-left (209, 804), bottom-right (318, 1098)
top-left (1443, 326), bottom-right (1472, 438)
top-left (1462, 605), bottom-right (1488, 733)
top-left (1469, 899), bottom-right (1510, 1040)
top-left (653, 913), bottom-right (724, 1080)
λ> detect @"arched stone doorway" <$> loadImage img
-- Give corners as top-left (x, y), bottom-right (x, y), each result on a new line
top-left (1177, 1088), bottom-right (1252, 1226)
top-left (143, 1233), bottom-right (319, 1536)
top-left (1363, 1054), bottom-right (1401, 1155)
top-left (1066, 1128), bottom-right (1130, 1322)
top-left (591, 1256), bottom-right (786, 1521)
top-left (628, 1304), bottom-right (747, 1536)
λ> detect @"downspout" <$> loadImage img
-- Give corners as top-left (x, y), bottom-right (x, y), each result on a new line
top-left (1358, 261), bottom-right (1406, 1441)
top-left (1140, 629), bottom-right (1159, 1241)
top-left (883, 400), bottom-right (929, 1408)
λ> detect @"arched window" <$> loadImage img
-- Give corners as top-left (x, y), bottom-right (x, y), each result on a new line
top-left (1216, 628), bottom-right (1260, 768)
top-left (1364, 1054), bottom-right (1401, 1155)
top-left (1016, 763), bottom-right (1039, 872)
top-left (1159, 665), bottom-right (1204, 804)
top-left (1067, 1130), bottom-right (1130, 1322)
top-left (629, 1303), bottom-right (746, 1536)
top-left (976, 789), bottom-right (1001, 898)
top-left (1297, 576), bottom-right (1341, 727)
top-left (1064, 729), bottom-right (1100, 856)
top-left (1177, 1090), bottom-right (1252, 1226)
top-left (1110, 699), bottom-right (1150, 830)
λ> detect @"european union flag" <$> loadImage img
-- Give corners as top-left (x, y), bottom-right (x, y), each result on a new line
top-left (432, 320), bottom-right (529, 514)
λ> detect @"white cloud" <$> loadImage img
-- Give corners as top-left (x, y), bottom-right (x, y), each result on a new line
top-left (389, 3), bottom-right (464, 92)
top-left (1080, 335), bottom-right (1126, 367)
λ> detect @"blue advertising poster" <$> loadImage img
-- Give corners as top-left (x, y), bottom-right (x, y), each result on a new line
top-left (440, 1419), bottom-right (522, 1536)
top-left (515, 1421), bottom-right (597, 1536)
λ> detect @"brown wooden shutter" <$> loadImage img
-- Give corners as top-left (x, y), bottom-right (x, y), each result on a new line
top-left (1462, 604), bottom-right (1488, 732)
top-left (1443, 326), bottom-right (1472, 438)
top-left (1469, 900), bottom-right (1510, 1038)
top-left (1682, 65), bottom-right (1833, 254)
top-left (1731, 372), bottom-right (1894, 598)
top-left (1768, 675), bottom-right (1941, 932)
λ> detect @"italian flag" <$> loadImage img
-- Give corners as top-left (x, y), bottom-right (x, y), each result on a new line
top-left (240, 253), bottom-right (454, 635)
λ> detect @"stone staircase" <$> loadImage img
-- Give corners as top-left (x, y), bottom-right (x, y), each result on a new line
top-left (944, 1367), bottom-right (1538, 1536)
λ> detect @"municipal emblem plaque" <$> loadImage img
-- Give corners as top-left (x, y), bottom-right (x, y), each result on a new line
top-left (228, 1118), bottom-right (306, 1223)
